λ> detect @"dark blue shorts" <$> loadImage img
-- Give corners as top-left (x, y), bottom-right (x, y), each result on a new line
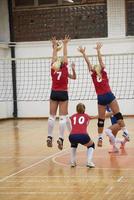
top-left (97, 92), bottom-right (115, 105)
top-left (69, 134), bottom-right (91, 148)
top-left (50, 90), bottom-right (68, 101)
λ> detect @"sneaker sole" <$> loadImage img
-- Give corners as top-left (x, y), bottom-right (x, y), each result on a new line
top-left (71, 164), bottom-right (76, 168)
top-left (57, 140), bottom-right (63, 150)
top-left (87, 165), bottom-right (95, 168)
top-left (47, 140), bottom-right (52, 147)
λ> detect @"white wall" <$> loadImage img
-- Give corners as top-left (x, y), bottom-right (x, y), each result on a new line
top-left (0, 0), bottom-right (134, 118)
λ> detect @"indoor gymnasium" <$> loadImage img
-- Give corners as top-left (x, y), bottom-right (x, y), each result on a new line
top-left (0, 0), bottom-right (134, 200)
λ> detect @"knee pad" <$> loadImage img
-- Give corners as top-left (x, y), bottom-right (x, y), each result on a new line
top-left (88, 142), bottom-right (95, 149)
top-left (97, 118), bottom-right (105, 127)
top-left (114, 112), bottom-right (123, 120)
top-left (71, 143), bottom-right (78, 148)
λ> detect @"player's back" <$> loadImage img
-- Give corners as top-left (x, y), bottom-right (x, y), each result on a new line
top-left (70, 113), bottom-right (90, 134)
top-left (51, 63), bottom-right (68, 91)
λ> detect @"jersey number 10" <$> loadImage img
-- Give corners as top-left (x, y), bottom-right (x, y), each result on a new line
top-left (73, 116), bottom-right (85, 125)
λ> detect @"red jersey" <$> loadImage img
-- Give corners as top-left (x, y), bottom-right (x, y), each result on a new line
top-left (91, 68), bottom-right (111, 95)
top-left (70, 113), bottom-right (91, 134)
top-left (51, 62), bottom-right (68, 91)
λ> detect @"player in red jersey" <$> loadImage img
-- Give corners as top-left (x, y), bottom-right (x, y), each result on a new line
top-left (78, 43), bottom-right (130, 147)
top-left (68, 103), bottom-right (95, 168)
top-left (47, 36), bottom-right (76, 150)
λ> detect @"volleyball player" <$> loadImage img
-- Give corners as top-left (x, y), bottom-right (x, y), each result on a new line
top-left (47, 35), bottom-right (76, 150)
top-left (105, 105), bottom-right (128, 152)
top-left (68, 103), bottom-right (95, 168)
top-left (78, 43), bottom-right (130, 147)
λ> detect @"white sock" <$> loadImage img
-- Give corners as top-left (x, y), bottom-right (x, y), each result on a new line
top-left (48, 115), bottom-right (55, 137)
top-left (98, 133), bottom-right (103, 139)
top-left (122, 127), bottom-right (129, 135)
top-left (87, 147), bottom-right (94, 163)
top-left (59, 116), bottom-right (66, 139)
top-left (66, 116), bottom-right (72, 132)
top-left (105, 128), bottom-right (116, 145)
top-left (70, 147), bottom-right (77, 163)
top-left (115, 138), bottom-right (122, 144)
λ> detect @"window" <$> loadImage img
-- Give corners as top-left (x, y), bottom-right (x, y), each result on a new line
top-left (12, 0), bottom-right (107, 41)
top-left (14, 0), bottom-right (34, 6)
top-left (126, 0), bottom-right (134, 36)
top-left (38, 0), bottom-right (58, 5)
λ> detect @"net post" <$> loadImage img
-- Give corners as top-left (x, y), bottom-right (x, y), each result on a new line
top-left (8, 0), bottom-right (18, 118)
top-left (11, 46), bottom-right (18, 118)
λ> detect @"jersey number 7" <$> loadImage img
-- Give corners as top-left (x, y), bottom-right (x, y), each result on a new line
top-left (57, 71), bottom-right (62, 80)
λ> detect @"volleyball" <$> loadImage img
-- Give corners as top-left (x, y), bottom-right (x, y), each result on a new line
top-left (56, 41), bottom-right (62, 52)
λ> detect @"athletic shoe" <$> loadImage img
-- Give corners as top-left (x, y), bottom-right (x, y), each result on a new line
top-left (108, 146), bottom-right (119, 153)
top-left (122, 132), bottom-right (130, 141)
top-left (57, 138), bottom-right (63, 150)
top-left (97, 137), bottom-right (103, 147)
top-left (87, 162), bottom-right (95, 168)
top-left (70, 162), bottom-right (76, 168)
top-left (47, 136), bottom-right (52, 147)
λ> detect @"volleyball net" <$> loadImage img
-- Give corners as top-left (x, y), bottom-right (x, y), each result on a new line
top-left (0, 53), bottom-right (134, 102)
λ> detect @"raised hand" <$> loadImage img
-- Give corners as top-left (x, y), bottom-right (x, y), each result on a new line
top-left (51, 36), bottom-right (57, 46)
top-left (51, 37), bottom-right (62, 52)
top-left (62, 35), bottom-right (71, 44)
top-left (95, 42), bottom-right (103, 51)
top-left (78, 46), bottom-right (86, 54)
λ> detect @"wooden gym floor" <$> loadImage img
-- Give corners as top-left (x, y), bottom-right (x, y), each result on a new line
top-left (0, 117), bottom-right (134, 200)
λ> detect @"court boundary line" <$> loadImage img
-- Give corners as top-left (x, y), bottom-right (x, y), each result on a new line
top-left (0, 148), bottom-right (69, 183)
top-left (52, 149), bottom-right (134, 170)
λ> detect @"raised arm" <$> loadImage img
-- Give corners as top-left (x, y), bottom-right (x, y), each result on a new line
top-left (68, 62), bottom-right (76, 79)
top-left (51, 36), bottom-right (58, 63)
top-left (62, 35), bottom-right (70, 63)
top-left (78, 46), bottom-right (93, 72)
top-left (95, 42), bottom-right (105, 68)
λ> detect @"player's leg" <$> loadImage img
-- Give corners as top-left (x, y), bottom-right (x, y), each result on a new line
top-left (97, 104), bottom-right (106, 147)
top-left (47, 99), bottom-right (58, 147)
top-left (105, 124), bottom-right (120, 153)
top-left (69, 134), bottom-right (78, 167)
top-left (81, 134), bottom-right (95, 168)
top-left (84, 139), bottom-right (95, 168)
top-left (57, 100), bottom-right (68, 150)
top-left (109, 99), bottom-right (130, 141)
